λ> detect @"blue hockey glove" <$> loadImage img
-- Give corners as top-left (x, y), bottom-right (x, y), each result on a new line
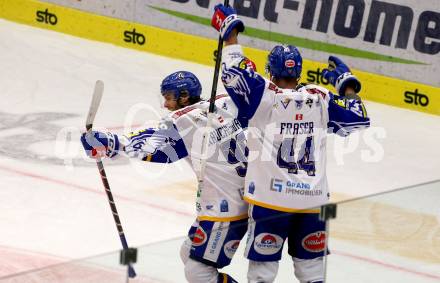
top-left (81, 131), bottom-right (120, 159)
top-left (322, 56), bottom-right (361, 96)
top-left (211, 4), bottom-right (244, 40)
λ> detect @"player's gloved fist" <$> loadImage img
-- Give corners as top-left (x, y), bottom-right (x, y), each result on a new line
top-left (322, 56), bottom-right (361, 96)
top-left (211, 4), bottom-right (244, 40)
top-left (80, 131), bottom-right (120, 159)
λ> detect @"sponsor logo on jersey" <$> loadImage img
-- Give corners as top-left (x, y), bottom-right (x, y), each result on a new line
top-left (305, 98), bottom-right (314, 108)
top-left (286, 181), bottom-right (311, 190)
top-left (404, 89), bottom-right (429, 107)
top-left (270, 179), bottom-right (315, 194)
top-left (301, 231), bottom-right (326, 253)
top-left (270, 178), bottom-right (284, 192)
top-left (254, 233), bottom-right (283, 255)
top-left (192, 226), bottom-right (207, 246)
top-left (285, 59), bottom-right (296, 68)
top-left (248, 182), bottom-right (255, 194)
top-left (218, 116), bottom-right (224, 123)
top-left (220, 200), bottom-right (229, 212)
top-left (280, 98), bottom-right (292, 109)
top-left (284, 184), bottom-right (322, 196)
top-left (36, 9), bottom-right (58, 25)
top-left (223, 240), bottom-right (240, 259)
top-left (208, 222), bottom-right (225, 254)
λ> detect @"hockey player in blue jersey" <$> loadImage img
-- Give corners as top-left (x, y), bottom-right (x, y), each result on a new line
top-left (81, 71), bottom-right (248, 283)
top-left (211, 4), bottom-right (370, 283)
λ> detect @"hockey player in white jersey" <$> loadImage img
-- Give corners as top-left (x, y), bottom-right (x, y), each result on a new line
top-left (211, 4), bottom-right (370, 283)
top-left (80, 71), bottom-right (248, 283)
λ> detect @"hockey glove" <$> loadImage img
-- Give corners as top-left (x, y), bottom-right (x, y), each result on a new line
top-left (211, 4), bottom-right (244, 40)
top-left (322, 56), bottom-right (361, 96)
top-left (81, 131), bottom-right (120, 159)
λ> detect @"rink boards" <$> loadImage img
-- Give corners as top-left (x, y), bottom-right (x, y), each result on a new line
top-left (0, 0), bottom-right (439, 116)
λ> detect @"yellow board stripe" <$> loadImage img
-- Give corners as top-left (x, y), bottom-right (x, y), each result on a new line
top-left (244, 196), bottom-right (321, 213)
top-left (1, 0), bottom-right (438, 115)
top-left (197, 213), bottom-right (248, 222)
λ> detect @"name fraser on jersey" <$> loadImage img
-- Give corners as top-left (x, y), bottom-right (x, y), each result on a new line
top-left (280, 122), bottom-right (314, 135)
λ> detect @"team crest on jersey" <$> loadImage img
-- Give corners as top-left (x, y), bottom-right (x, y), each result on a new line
top-left (280, 98), bottom-right (291, 109)
top-left (295, 100), bottom-right (303, 109)
top-left (302, 232), bottom-right (326, 252)
top-left (192, 226), bottom-right (208, 246)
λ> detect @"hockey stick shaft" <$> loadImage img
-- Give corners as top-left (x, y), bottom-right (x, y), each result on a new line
top-left (208, 0), bottom-right (229, 113)
top-left (86, 81), bottom-right (136, 278)
top-left (199, 0), bottom-right (230, 180)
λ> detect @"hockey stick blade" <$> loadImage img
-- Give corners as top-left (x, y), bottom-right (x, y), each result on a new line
top-left (86, 80), bottom-right (104, 132)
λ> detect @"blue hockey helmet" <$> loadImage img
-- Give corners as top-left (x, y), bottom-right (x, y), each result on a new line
top-left (160, 71), bottom-right (202, 99)
top-left (266, 45), bottom-right (302, 79)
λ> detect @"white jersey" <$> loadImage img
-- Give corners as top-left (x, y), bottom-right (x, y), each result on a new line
top-left (121, 95), bottom-right (248, 221)
top-left (244, 84), bottom-right (331, 212)
top-left (221, 44), bottom-right (370, 212)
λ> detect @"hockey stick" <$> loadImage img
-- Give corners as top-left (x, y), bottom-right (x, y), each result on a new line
top-left (85, 80), bottom-right (137, 278)
top-left (199, 0), bottom-right (230, 184)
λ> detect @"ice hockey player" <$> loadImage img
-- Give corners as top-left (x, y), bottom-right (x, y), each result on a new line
top-left (80, 71), bottom-right (249, 283)
top-left (211, 4), bottom-right (370, 283)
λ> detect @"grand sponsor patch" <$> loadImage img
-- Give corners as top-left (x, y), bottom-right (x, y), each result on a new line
top-left (223, 240), bottom-right (240, 259)
top-left (254, 233), bottom-right (283, 255)
top-left (192, 226), bottom-right (207, 246)
top-left (301, 231), bottom-right (326, 252)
